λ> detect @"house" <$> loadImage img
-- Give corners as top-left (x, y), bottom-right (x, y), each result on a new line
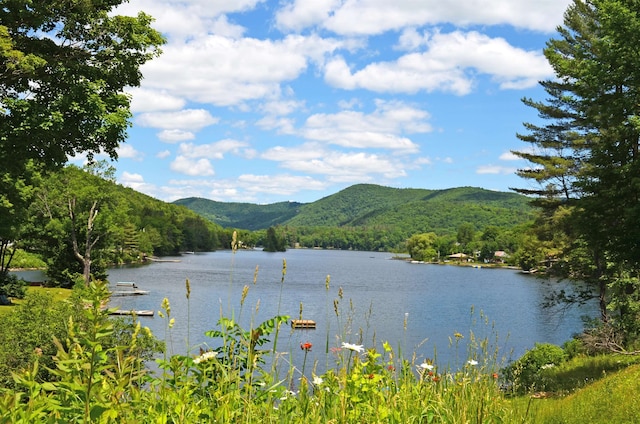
top-left (493, 251), bottom-right (509, 263)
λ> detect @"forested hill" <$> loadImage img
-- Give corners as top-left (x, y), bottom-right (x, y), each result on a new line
top-left (174, 184), bottom-right (533, 235)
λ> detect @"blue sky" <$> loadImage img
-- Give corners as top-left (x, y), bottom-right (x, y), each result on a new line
top-left (83, 0), bottom-right (570, 204)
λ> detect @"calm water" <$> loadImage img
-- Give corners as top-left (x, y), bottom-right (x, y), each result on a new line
top-left (102, 249), bottom-right (598, 372)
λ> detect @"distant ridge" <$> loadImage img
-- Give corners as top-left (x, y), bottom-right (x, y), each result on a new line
top-left (174, 184), bottom-right (533, 235)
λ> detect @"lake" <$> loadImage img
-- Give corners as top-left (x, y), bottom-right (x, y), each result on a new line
top-left (102, 249), bottom-right (598, 373)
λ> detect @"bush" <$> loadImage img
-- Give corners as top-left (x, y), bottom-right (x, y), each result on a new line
top-left (0, 272), bottom-right (27, 301)
top-left (504, 342), bottom-right (566, 393)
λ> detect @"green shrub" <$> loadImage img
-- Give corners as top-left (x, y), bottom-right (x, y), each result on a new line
top-left (0, 272), bottom-right (27, 300)
top-left (504, 343), bottom-right (566, 393)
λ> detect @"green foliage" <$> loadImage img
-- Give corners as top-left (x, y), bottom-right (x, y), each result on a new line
top-left (262, 226), bottom-right (287, 252)
top-left (0, 272), bottom-right (26, 300)
top-left (504, 343), bottom-right (567, 393)
top-left (513, 0), bottom-right (640, 347)
top-left (406, 232), bottom-right (438, 261)
top-left (20, 165), bottom-right (222, 286)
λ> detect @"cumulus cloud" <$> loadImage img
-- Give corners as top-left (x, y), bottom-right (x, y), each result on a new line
top-left (170, 156), bottom-right (215, 176)
top-left (136, 109), bottom-right (219, 131)
top-left (263, 143), bottom-right (407, 181)
top-left (117, 144), bottom-right (143, 160)
top-left (156, 150), bottom-right (171, 159)
top-left (177, 139), bottom-right (249, 159)
top-left (128, 88), bottom-right (186, 113)
top-left (477, 164), bottom-right (517, 175)
top-left (138, 34), bottom-right (341, 107)
top-left (157, 129), bottom-right (196, 143)
top-left (276, 0), bottom-right (570, 35)
top-left (299, 100), bottom-right (430, 151)
top-left (325, 30), bottom-right (552, 94)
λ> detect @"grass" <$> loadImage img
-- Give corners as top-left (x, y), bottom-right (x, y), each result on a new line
top-left (0, 286), bottom-right (72, 315)
top-left (522, 363), bottom-right (640, 423)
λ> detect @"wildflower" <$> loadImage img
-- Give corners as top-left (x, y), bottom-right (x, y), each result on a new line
top-left (387, 365), bottom-right (395, 372)
top-left (194, 350), bottom-right (218, 364)
top-left (34, 347), bottom-right (43, 356)
top-left (467, 359), bottom-right (478, 366)
top-left (492, 373), bottom-right (499, 379)
top-left (541, 363), bottom-right (555, 370)
top-left (312, 374), bottom-right (324, 386)
top-left (417, 363), bottom-right (434, 371)
top-left (300, 342), bottom-right (312, 351)
top-left (341, 342), bottom-right (364, 353)
top-left (454, 332), bottom-right (463, 339)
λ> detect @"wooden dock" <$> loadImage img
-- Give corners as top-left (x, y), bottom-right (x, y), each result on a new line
top-left (112, 282), bottom-right (149, 296)
top-left (109, 309), bottom-right (154, 317)
top-left (111, 290), bottom-right (149, 296)
top-left (291, 319), bottom-right (316, 329)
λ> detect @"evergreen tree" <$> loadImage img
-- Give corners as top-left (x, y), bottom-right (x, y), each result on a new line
top-left (514, 0), bottom-right (640, 343)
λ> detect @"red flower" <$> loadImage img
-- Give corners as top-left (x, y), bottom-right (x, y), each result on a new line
top-left (492, 373), bottom-right (499, 379)
top-left (300, 342), bottom-right (313, 351)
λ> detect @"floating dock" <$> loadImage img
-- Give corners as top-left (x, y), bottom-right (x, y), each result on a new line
top-left (112, 282), bottom-right (149, 296)
top-left (109, 309), bottom-right (154, 317)
top-left (111, 290), bottom-right (149, 296)
top-left (291, 319), bottom-right (316, 329)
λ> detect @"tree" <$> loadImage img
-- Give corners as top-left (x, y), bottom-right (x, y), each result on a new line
top-left (0, 0), bottom-right (164, 272)
top-left (514, 0), bottom-right (640, 344)
top-left (456, 223), bottom-right (476, 252)
top-left (27, 165), bottom-right (125, 287)
top-left (406, 233), bottom-right (438, 262)
top-left (263, 226), bottom-right (286, 252)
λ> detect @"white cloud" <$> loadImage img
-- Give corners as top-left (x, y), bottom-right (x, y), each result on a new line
top-left (136, 109), bottom-right (219, 131)
top-left (263, 144), bottom-right (407, 181)
top-left (178, 139), bottom-right (249, 159)
top-left (237, 174), bottom-right (328, 196)
top-left (300, 100), bottom-right (429, 151)
top-left (325, 30), bottom-right (552, 94)
top-left (477, 164), bottom-right (517, 175)
top-left (127, 87), bottom-right (186, 113)
top-left (499, 151), bottom-right (521, 161)
top-left (117, 143), bottom-right (143, 160)
top-left (119, 171), bottom-right (158, 195)
top-left (138, 34), bottom-right (341, 107)
top-left (156, 150), bottom-right (171, 159)
top-left (277, 0), bottom-right (570, 35)
top-left (116, 0), bottom-right (264, 40)
top-left (170, 156), bottom-right (215, 176)
top-left (158, 129), bottom-right (196, 143)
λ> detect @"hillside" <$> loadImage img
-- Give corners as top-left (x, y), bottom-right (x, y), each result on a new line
top-left (173, 198), bottom-right (302, 231)
top-left (174, 184), bottom-right (533, 235)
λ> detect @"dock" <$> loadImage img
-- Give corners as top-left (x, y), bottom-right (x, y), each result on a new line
top-left (111, 289), bottom-right (149, 296)
top-left (112, 282), bottom-right (149, 296)
top-left (109, 309), bottom-right (154, 317)
top-left (291, 319), bottom-right (316, 329)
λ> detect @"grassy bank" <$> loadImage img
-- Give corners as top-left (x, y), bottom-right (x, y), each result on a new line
top-left (0, 286), bottom-right (71, 316)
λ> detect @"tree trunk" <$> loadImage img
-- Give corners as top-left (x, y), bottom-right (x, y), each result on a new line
top-left (69, 198), bottom-right (100, 286)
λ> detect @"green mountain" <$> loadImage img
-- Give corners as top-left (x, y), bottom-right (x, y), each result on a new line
top-left (174, 184), bottom-right (533, 235)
